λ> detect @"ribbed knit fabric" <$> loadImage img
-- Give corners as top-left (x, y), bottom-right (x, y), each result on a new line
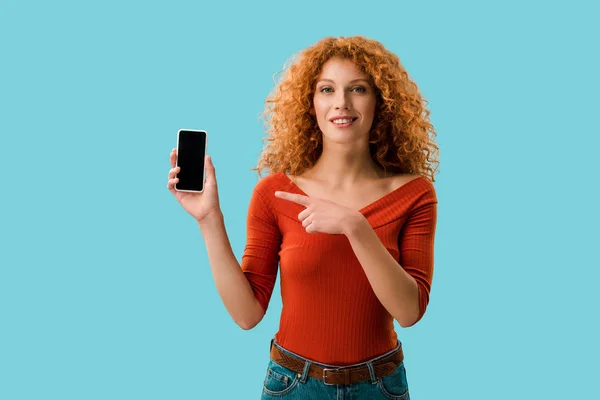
top-left (241, 171), bottom-right (438, 365)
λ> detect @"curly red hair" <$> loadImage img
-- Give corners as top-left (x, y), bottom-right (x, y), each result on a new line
top-left (252, 35), bottom-right (439, 182)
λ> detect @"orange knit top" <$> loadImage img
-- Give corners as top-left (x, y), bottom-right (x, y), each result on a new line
top-left (241, 171), bottom-right (438, 365)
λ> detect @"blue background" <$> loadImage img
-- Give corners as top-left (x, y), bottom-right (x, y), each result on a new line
top-left (1, 0), bottom-right (598, 399)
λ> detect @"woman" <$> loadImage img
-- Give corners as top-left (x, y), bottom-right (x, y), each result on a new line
top-left (167, 36), bottom-right (439, 399)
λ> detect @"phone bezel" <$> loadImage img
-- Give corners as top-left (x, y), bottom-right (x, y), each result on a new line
top-left (175, 129), bottom-right (208, 193)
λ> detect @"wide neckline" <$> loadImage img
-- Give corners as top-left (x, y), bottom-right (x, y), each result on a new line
top-left (278, 171), bottom-right (425, 214)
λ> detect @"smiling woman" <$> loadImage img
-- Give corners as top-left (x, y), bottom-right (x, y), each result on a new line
top-left (167, 35), bottom-right (439, 399)
top-left (254, 35), bottom-right (439, 181)
top-left (313, 58), bottom-right (377, 143)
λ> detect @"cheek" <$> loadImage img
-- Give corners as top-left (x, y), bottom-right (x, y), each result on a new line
top-left (313, 97), bottom-right (328, 120)
top-left (362, 98), bottom-right (377, 121)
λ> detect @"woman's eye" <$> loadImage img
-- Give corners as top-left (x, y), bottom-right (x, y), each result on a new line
top-left (319, 86), bottom-right (366, 93)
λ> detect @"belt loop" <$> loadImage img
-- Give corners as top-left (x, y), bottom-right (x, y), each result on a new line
top-left (299, 360), bottom-right (311, 383)
top-left (344, 369), bottom-right (351, 385)
top-left (366, 362), bottom-right (377, 384)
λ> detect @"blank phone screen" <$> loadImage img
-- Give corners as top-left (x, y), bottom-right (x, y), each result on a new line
top-left (176, 130), bottom-right (206, 192)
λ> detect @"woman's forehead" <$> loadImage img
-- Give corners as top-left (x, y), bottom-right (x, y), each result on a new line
top-left (317, 58), bottom-right (370, 82)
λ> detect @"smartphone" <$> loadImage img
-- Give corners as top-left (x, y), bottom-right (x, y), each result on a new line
top-left (175, 129), bottom-right (208, 193)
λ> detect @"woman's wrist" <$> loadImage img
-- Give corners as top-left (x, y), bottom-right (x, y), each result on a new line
top-left (343, 211), bottom-right (369, 237)
top-left (197, 210), bottom-right (224, 230)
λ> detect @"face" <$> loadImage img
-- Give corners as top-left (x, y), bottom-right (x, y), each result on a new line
top-left (313, 57), bottom-right (377, 145)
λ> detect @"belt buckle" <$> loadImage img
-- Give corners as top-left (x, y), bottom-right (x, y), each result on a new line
top-left (322, 368), bottom-right (340, 386)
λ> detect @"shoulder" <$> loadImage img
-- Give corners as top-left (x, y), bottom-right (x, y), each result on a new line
top-left (390, 173), bottom-right (434, 190)
top-left (251, 171), bottom-right (292, 205)
top-left (389, 173), bottom-right (420, 187)
top-left (390, 173), bottom-right (437, 204)
top-left (249, 172), bottom-right (301, 222)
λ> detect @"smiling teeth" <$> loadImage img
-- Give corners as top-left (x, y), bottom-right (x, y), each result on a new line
top-left (333, 118), bottom-right (354, 124)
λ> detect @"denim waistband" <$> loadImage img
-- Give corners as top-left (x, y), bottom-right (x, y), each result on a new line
top-left (270, 338), bottom-right (402, 369)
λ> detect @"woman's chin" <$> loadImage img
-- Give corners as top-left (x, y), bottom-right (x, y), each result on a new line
top-left (321, 128), bottom-right (366, 143)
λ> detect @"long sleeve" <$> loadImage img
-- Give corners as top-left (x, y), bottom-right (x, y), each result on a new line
top-left (240, 187), bottom-right (282, 314)
top-left (398, 196), bottom-right (438, 325)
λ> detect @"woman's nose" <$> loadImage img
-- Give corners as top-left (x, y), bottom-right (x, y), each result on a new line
top-left (334, 92), bottom-right (351, 110)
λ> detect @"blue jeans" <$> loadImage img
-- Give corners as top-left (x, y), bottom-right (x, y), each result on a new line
top-left (261, 339), bottom-right (410, 399)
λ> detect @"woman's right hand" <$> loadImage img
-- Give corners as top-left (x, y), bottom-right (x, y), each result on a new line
top-left (167, 148), bottom-right (221, 223)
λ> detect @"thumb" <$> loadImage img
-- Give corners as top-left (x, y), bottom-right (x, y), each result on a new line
top-left (205, 155), bottom-right (217, 184)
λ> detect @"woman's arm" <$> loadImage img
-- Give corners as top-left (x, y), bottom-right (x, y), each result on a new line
top-left (198, 211), bottom-right (265, 330)
top-left (345, 201), bottom-right (437, 328)
top-left (345, 216), bottom-right (420, 328)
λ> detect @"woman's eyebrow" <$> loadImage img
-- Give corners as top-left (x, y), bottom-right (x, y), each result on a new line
top-left (316, 78), bottom-right (370, 84)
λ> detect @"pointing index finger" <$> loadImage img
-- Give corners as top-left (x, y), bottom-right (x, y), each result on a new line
top-left (274, 191), bottom-right (311, 206)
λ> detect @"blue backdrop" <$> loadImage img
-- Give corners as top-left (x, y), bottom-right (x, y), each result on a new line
top-left (1, 0), bottom-right (598, 398)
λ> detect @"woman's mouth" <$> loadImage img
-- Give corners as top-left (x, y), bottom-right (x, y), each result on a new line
top-left (330, 117), bottom-right (357, 128)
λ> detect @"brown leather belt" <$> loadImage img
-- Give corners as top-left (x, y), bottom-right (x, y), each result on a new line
top-left (269, 342), bottom-right (404, 386)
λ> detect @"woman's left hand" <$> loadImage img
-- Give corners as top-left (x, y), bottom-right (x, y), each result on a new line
top-left (274, 191), bottom-right (365, 235)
